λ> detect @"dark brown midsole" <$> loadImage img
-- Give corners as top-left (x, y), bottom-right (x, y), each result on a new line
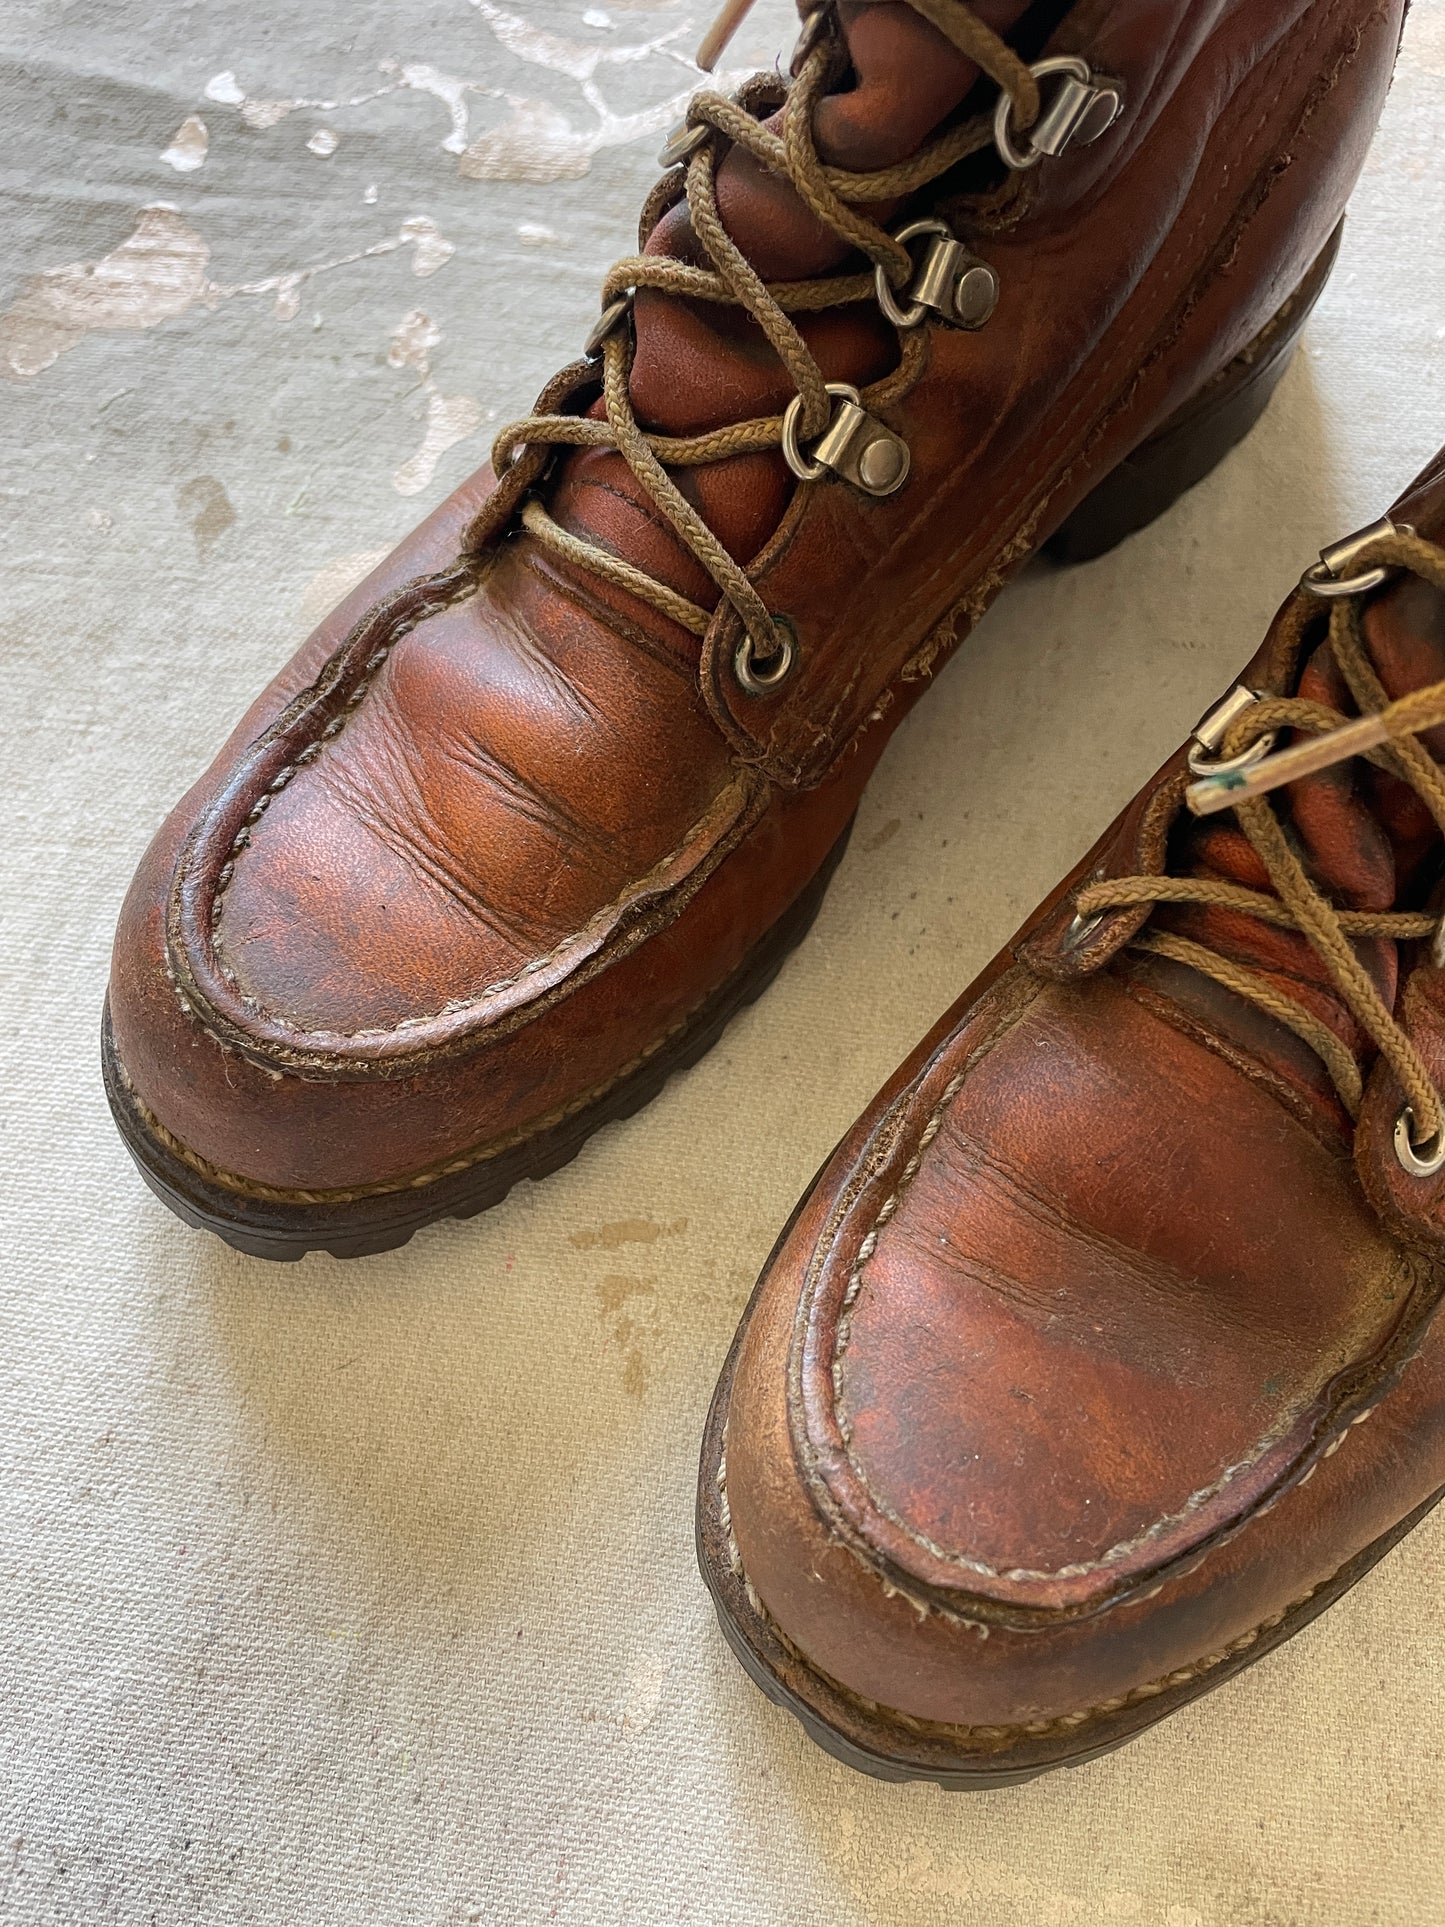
top-left (103, 815), bottom-right (855, 1261)
top-left (696, 1233), bottom-right (1445, 1787)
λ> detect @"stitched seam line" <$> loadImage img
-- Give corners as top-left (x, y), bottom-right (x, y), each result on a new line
top-left (216, 781), bottom-right (753, 1043)
top-left (787, 972), bottom-right (1044, 1595)
top-left (201, 557), bottom-right (751, 1045)
top-left (205, 566), bottom-right (483, 987)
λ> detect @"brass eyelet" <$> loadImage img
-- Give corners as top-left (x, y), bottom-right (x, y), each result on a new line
top-left (1061, 908), bottom-right (1105, 953)
top-left (1394, 1104), bottom-right (1445, 1178)
top-left (733, 617), bottom-right (797, 696)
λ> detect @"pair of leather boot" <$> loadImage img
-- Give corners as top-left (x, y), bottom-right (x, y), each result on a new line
top-left (105, 0), bottom-right (1445, 1784)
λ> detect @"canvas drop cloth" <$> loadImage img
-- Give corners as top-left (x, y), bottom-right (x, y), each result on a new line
top-left (4, 0), bottom-right (1445, 1920)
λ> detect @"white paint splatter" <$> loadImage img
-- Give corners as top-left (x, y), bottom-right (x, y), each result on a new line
top-left (459, 98), bottom-right (593, 183)
top-left (0, 207), bottom-right (459, 376)
top-left (516, 221), bottom-right (560, 245)
top-left (584, 8), bottom-right (615, 25)
top-left (394, 392), bottom-right (485, 497)
top-left (270, 280), bottom-right (303, 322)
top-left (400, 215), bottom-right (454, 278)
top-left (306, 127), bottom-right (340, 157)
top-left (362, 183), bottom-right (379, 204)
top-left (387, 61), bottom-right (483, 156)
top-left (204, 67), bottom-right (397, 135)
top-left (388, 309), bottom-right (443, 375)
top-left (458, 79), bottom-right (704, 183)
top-left (618, 1653), bottom-right (666, 1733)
top-left (225, 217), bottom-right (457, 318)
top-left (387, 310), bottom-right (483, 497)
top-left (194, 36), bottom-right (731, 180)
top-left (203, 70), bottom-right (245, 105)
top-left (0, 205), bottom-right (215, 380)
top-left (160, 114), bottom-right (209, 172)
top-left (468, 0), bottom-right (689, 82)
top-left (241, 97), bottom-right (297, 130)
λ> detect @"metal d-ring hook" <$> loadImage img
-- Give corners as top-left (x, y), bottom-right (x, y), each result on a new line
top-left (994, 55), bottom-right (1123, 172)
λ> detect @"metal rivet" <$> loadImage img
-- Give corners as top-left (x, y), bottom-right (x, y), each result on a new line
top-left (858, 437), bottom-right (906, 493)
top-left (874, 219), bottom-right (999, 334)
top-left (781, 383), bottom-right (909, 498)
top-left (951, 262), bottom-right (1000, 329)
top-left (1069, 84), bottom-right (1123, 147)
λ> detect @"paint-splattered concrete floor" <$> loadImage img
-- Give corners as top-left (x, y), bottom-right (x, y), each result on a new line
top-left (4, 2), bottom-right (1445, 1921)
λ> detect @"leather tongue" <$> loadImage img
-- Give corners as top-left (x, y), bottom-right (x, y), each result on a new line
top-left (1143, 576), bottom-right (1445, 1124)
top-left (548, 0), bottom-right (1034, 614)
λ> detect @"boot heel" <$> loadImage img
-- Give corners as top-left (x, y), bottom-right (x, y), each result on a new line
top-left (1045, 222), bottom-right (1343, 566)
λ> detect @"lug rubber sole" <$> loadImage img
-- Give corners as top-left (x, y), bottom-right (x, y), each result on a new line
top-left (103, 817), bottom-right (855, 1261)
top-left (695, 1192), bottom-right (1445, 1788)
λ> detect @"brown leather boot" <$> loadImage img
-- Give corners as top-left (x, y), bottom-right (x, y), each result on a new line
top-left (105, 0), bottom-right (1406, 1258)
top-left (701, 453), bottom-right (1445, 1786)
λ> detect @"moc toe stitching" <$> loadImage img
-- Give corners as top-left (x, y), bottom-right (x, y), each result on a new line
top-left (163, 569), bottom-right (765, 1078)
top-left (754, 972), bottom-right (1443, 1655)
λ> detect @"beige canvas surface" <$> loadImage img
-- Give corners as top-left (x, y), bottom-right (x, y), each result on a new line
top-left (4, 0), bottom-right (1445, 1920)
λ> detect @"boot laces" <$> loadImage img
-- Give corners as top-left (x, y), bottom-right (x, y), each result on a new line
top-left (459, 1), bottom-right (1045, 690)
top-left (1074, 529), bottom-right (1445, 1163)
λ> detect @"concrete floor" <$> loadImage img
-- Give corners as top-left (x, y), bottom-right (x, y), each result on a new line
top-left (3, 0), bottom-right (1445, 1919)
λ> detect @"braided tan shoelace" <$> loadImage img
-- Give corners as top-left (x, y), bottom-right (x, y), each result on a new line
top-left (1075, 529), bottom-right (1445, 1152)
top-left (459, 0), bottom-right (1040, 688)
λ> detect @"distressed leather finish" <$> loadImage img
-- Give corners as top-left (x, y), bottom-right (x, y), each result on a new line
top-left (721, 454), bottom-right (1445, 1736)
top-left (110, 0), bottom-right (1405, 1203)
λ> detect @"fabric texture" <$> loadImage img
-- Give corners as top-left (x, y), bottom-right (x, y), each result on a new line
top-left (3, 0), bottom-right (1445, 1919)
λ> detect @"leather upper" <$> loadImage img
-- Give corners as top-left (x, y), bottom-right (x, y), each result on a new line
top-left (724, 448), bottom-right (1445, 1730)
top-left (109, 0), bottom-right (1405, 1195)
